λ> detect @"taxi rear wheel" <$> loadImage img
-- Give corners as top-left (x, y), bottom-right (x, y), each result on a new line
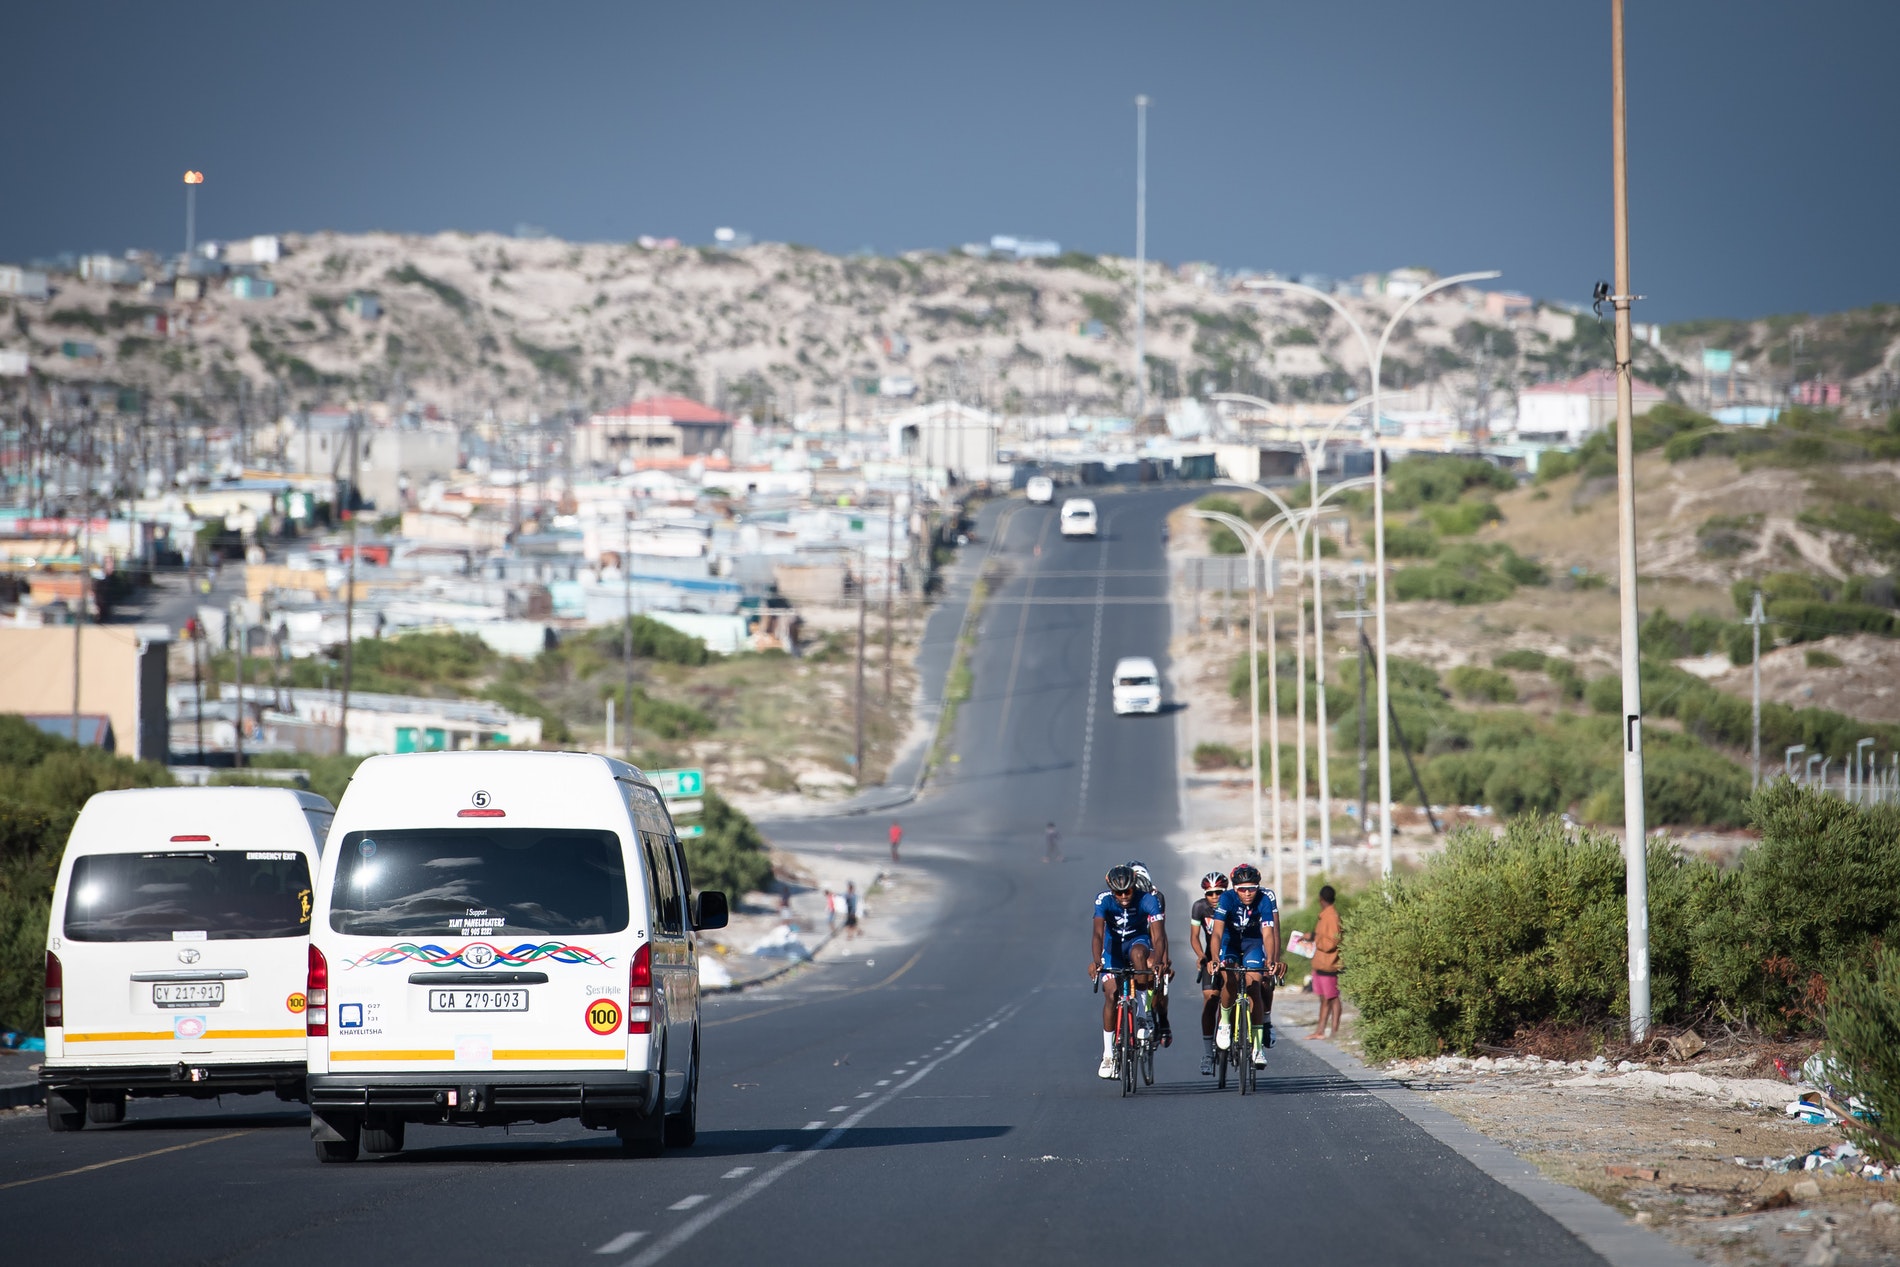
top-left (617, 1112), bottom-right (665, 1158)
top-left (46, 1092), bottom-right (86, 1133)
top-left (314, 1115), bottom-right (361, 1163)
top-left (362, 1119), bottom-right (405, 1155)
top-left (87, 1094), bottom-right (126, 1124)
top-left (663, 1042), bottom-right (699, 1149)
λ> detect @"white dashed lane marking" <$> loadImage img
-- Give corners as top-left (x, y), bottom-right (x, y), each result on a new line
top-left (722, 1167), bottom-right (753, 1180)
top-left (596, 1233), bottom-right (646, 1255)
top-left (802, 1120), bottom-right (827, 1130)
top-left (668, 1196), bottom-right (708, 1212)
top-left (875, 1080), bottom-right (890, 1087)
top-left (828, 1105), bottom-right (848, 1112)
top-left (855, 1092), bottom-right (873, 1099)
top-left (768, 1144), bottom-right (791, 1153)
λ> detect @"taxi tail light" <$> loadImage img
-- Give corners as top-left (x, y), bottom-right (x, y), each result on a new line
top-left (628, 942), bottom-right (652, 1034)
top-left (44, 951), bottom-right (63, 1029)
top-left (307, 943), bottom-right (329, 1036)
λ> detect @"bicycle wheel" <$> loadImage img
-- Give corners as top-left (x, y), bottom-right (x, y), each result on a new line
top-left (1140, 1034), bottom-right (1155, 1087)
top-left (1120, 1006), bottom-right (1136, 1097)
top-left (1236, 1000), bottom-right (1253, 1096)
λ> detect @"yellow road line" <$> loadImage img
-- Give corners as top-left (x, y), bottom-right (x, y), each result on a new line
top-left (327, 1049), bottom-right (454, 1062)
top-left (0, 1131), bottom-right (250, 1192)
top-left (707, 946), bottom-right (925, 1028)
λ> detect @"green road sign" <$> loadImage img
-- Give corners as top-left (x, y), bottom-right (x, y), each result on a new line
top-left (647, 768), bottom-right (704, 799)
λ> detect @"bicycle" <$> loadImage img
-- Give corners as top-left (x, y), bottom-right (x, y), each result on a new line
top-left (1212, 962), bottom-right (1280, 1094)
top-left (1094, 967), bottom-right (1157, 1095)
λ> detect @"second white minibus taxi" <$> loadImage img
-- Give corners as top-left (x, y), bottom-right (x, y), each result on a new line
top-left (304, 751), bottom-right (727, 1162)
top-left (41, 786), bottom-right (334, 1130)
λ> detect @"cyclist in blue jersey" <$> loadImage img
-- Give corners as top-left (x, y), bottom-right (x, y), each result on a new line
top-left (1089, 865), bottom-right (1170, 1079)
top-left (1206, 863), bottom-right (1280, 1067)
top-left (1125, 861), bottom-right (1173, 1047)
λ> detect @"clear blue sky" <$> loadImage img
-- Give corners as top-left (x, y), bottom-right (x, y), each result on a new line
top-left (5, 1), bottom-right (1894, 323)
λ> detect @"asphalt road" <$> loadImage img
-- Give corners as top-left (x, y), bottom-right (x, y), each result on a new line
top-left (0, 487), bottom-right (1611, 1266)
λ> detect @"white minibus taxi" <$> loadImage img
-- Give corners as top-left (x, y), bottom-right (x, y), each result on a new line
top-left (1025, 475), bottom-right (1055, 504)
top-left (41, 786), bottom-right (335, 1131)
top-left (304, 751), bottom-right (727, 1162)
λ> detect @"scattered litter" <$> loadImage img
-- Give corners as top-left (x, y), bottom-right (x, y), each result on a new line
top-left (698, 958), bottom-right (733, 988)
top-left (1606, 1165), bottom-right (1659, 1180)
top-left (749, 925), bottom-right (813, 960)
top-left (1736, 1142), bottom-right (1887, 1182)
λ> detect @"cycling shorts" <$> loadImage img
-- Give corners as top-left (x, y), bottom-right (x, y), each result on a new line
top-left (1101, 934), bottom-right (1153, 971)
top-left (1222, 943), bottom-right (1268, 972)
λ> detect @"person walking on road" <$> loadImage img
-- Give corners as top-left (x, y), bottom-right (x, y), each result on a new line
top-left (823, 888), bottom-right (838, 934)
top-left (1307, 885), bottom-right (1342, 1040)
top-left (1044, 821), bottom-right (1063, 863)
top-left (844, 882), bottom-right (861, 940)
top-left (888, 821), bottom-right (903, 863)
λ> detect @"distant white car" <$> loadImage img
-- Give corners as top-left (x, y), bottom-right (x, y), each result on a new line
top-left (1025, 476), bottom-right (1055, 505)
top-left (1111, 656), bottom-right (1162, 715)
top-left (1059, 498), bottom-right (1097, 538)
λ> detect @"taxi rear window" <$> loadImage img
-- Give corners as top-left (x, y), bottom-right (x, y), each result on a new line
top-left (329, 828), bottom-right (629, 938)
top-left (64, 851), bottom-right (314, 942)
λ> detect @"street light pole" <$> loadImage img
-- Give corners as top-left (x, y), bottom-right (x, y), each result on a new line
top-left (183, 170), bottom-right (204, 260)
top-left (1194, 509), bottom-right (1264, 885)
top-left (1232, 272), bottom-right (1500, 877)
top-left (1610, 0), bottom-right (1651, 1043)
top-left (1133, 95), bottom-right (1150, 424)
top-left (1745, 589), bottom-right (1765, 788)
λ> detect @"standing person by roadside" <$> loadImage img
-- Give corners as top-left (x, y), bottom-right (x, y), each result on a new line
top-left (823, 888), bottom-right (838, 934)
top-left (1044, 821), bottom-right (1063, 863)
top-left (1307, 885), bottom-right (1342, 1040)
top-left (888, 821), bottom-right (903, 863)
top-left (844, 881), bottom-right (861, 939)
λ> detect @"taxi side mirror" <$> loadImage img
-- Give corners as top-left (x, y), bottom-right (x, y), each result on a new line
top-left (692, 891), bottom-right (729, 931)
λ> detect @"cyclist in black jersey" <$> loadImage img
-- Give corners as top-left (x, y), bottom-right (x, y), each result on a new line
top-left (1187, 870), bottom-right (1229, 1075)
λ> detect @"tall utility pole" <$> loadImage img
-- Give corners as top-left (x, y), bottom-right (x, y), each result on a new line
top-left (622, 509), bottom-right (635, 763)
top-left (883, 493), bottom-right (896, 702)
top-left (1746, 589), bottom-right (1766, 788)
top-left (336, 410), bottom-right (360, 756)
top-left (183, 170), bottom-right (204, 259)
top-left (1340, 579), bottom-right (1373, 837)
top-left (1610, 0), bottom-right (1650, 1044)
top-left (854, 533), bottom-right (868, 786)
top-left (71, 428), bottom-right (89, 744)
top-left (1133, 94), bottom-right (1150, 423)
top-left (233, 600), bottom-right (245, 769)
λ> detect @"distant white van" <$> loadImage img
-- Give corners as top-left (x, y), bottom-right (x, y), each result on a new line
top-left (304, 751), bottom-right (727, 1162)
top-left (1060, 497), bottom-right (1098, 538)
top-left (1111, 656), bottom-right (1163, 715)
top-left (1025, 476), bottom-right (1055, 504)
top-left (41, 786), bottom-right (336, 1131)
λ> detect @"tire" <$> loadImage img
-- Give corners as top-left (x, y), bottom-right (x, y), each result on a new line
top-left (47, 1092), bottom-right (86, 1133)
top-left (1140, 1039), bottom-right (1154, 1087)
top-left (664, 1043), bottom-right (699, 1149)
top-left (87, 1094), bottom-right (126, 1125)
top-left (362, 1119), bottom-right (405, 1155)
top-left (618, 1113), bottom-right (665, 1158)
top-left (314, 1117), bottom-right (361, 1164)
top-left (1215, 1051), bottom-right (1228, 1091)
top-left (1238, 1030), bottom-right (1253, 1096)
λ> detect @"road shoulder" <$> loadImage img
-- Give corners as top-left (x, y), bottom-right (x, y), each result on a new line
top-left (1298, 1038), bottom-right (1703, 1267)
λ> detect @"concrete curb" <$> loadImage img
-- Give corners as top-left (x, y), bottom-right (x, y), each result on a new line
top-left (702, 928), bottom-right (841, 995)
top-left (1299, 1039), bottom-right (1702, 1267)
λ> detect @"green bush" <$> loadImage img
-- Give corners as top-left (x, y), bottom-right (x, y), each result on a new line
top-left (1823, 945), bottom-right (1900, 1161)
top-left (1492, 649), bottom-right (1548, 672)
top-left (1806, 648), bottom-right (1843, 669)
top-left (1447, 665), bottom-right (1517, 704)
top-left (1193, 742), bottom-right (1246, 770)
top-left (1386, 456), bottom-right (1514, 510)
top-left (686, 790), bottom-right (773, 897)
top-left (596, 616), bottom-right (718, 667)
top-left (1546, 659), bottom-right (1585, 701)
top-left (1420, 500), bottom-right (1502, 537)
top-left (1534, 449), bottom-right (1578, 484)
top-left (1347, 819), bottom-right (1701, 1058)
top-left (1383, 521), bottom-right (1439, 558)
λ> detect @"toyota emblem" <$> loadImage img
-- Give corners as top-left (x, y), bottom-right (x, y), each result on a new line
top-left (178, 947), bottom-right (201, 964)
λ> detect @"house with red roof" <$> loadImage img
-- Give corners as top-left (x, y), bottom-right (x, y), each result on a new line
top-left (1516, 369), bottom-right (1666, 445)
top-left (579, 396), bottom-right (732, 467)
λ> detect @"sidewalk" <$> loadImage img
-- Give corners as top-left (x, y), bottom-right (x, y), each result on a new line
top-left (0, 1048), bottom-right (44, 1109)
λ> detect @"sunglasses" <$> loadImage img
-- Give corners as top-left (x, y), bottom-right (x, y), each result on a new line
top-left (1234, 885), bottom-right (1260, 893)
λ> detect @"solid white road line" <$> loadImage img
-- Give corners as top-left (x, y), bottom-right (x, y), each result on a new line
top-left (668, 1196), bottom-right (708, 1211)
top-left (596, 1233), bottom-right (646, 1255)
top-left (620, 999), bottom-right (1025, 1267)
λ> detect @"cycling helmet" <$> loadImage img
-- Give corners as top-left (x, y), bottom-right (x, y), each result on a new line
top-left (1128, 862), bottom-right (1154, 892)
top-left (1229, 863), bottom-right (1262, 886)
top-left (1106, 865), bottom-right (1138, 894)
top-left (1200, 871), bottom-right (1229, 891)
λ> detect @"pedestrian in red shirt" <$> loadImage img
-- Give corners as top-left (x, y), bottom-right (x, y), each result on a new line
top-left (888, 821), bottom-right (902, 863)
